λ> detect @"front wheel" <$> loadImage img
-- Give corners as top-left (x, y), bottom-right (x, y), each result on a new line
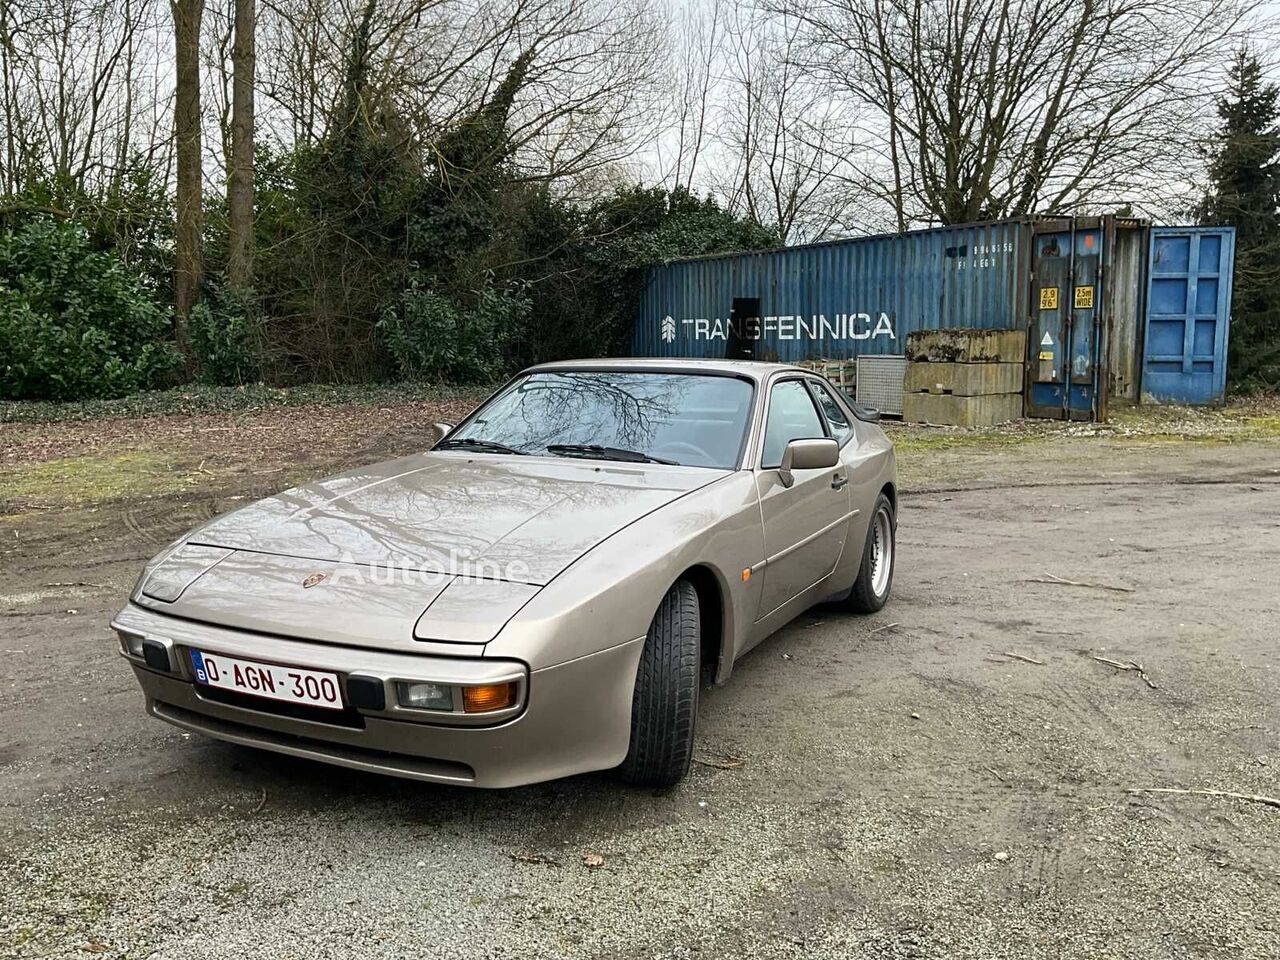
top-left (618, 579), bottom-right (700, 787)
top-left (846, 493), bottom-right (896, 613)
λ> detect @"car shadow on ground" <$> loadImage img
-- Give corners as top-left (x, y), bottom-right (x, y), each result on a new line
top-left (183, 735), bottom-right (686, 850)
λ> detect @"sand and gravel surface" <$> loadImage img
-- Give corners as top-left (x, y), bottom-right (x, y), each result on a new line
top-left (1, 397), bottom-right (1278, 959)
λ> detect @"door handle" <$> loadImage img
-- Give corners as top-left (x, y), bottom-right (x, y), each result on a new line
top-left (831, 474), bottom-right (848, 490)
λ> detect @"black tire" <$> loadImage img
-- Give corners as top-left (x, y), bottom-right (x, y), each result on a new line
top-left (846, 493), bottom-right (896, 614)
top-left (618, 579), bottom-right (700, 787)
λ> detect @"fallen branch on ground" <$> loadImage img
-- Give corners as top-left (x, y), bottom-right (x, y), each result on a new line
top-left (1093, 656), bottom-right (1157, 689)
top-left (1126, 787), bottom-right (1280, 811)
top-left (1025, 573), bottom-right (1135, 593)
top-left (1001, 651), bottom-right (1044, 665)
top-left (694, 753), bottom-right (746, 770)
top-left (868, 622), bottom-right (900, 636)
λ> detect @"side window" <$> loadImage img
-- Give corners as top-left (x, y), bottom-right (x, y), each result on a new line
top-left (761, 380), bottom-right (827, 468)
top-left (808, 379), bottom-right (854, 445)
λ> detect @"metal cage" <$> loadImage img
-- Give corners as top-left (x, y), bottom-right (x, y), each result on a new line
top-left (856, 355), bottom-right (907, 417)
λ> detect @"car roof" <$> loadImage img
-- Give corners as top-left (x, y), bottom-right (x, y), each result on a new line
top-left (523, 358), bottom-right (809, 382)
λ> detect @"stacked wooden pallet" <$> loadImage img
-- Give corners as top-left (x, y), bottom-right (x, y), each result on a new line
top-left (903, 329), bottom-right (1026, 427)
top-left (795, 358), bottom-right (857, 391)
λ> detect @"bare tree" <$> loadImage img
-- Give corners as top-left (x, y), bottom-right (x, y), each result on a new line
top-left (172, 0), bottom-right (204, 329)
top-left (0, 2), bottom-right (26, 193)
top-left (250, 0), bottom-right (663, 193)
top-left (202, 0), bottom-right (236, 180)
top-left (228, 0), bottom-right (255, 288)
top-left (713, 5), bottom-right (855, 241)
top-left (656, 0), bottom-right (723, 193)
top-left (0, 0), bottom-right (171, 198)
top-left (776, 0), bottom-right (1263, 226)
top-left (475, 0), bottom-right (665, 194)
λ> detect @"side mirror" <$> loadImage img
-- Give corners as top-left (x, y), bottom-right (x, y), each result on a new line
top-left (779, 437), bottom-right (839, 488)
top-left (432, 422), bottom-right (454, 446)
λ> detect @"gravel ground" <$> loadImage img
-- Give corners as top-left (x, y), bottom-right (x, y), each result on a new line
top-left (1, 402), bottom-right (1278, 959)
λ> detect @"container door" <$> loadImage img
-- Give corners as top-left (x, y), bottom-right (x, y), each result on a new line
top-left (726, 297), bottom-right (761, 360)
top-left (1025, 223), bottom-right (1104, 420)
top-left (1142, 228), bottom-right (1235, 405)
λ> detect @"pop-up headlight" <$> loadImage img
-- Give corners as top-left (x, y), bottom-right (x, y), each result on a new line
top-left (138, 545), bottom-right (233, 602)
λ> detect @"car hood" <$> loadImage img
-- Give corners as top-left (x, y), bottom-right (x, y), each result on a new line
top-left (186, 452), bottom-right (726, 587)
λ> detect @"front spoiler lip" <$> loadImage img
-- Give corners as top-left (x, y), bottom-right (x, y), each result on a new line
top-left (146, 694), bottom-right (479, 784)
top-left (111, 602), bottom-right (528, 728)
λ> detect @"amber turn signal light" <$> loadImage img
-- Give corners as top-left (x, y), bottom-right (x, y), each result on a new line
top-left (462, 682), bottom-right (518, 713)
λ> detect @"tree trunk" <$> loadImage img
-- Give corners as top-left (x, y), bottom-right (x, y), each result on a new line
top-left (172, 0), bottom-right (204, 339)
top-left (227, 0), bottom-right (255, 289)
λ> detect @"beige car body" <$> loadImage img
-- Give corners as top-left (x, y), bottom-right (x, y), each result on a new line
top-left (113, 359), bottom-right (897, 787)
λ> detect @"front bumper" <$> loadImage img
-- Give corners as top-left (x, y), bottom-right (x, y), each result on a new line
top-left (112, 603), bottom-right (645, 788)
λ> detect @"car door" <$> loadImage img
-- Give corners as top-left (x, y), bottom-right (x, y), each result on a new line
top-left (754, 377), bottom-right (851, 619)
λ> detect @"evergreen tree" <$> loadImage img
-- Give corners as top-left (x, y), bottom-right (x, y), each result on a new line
top-left (1201, 48), bottom-right (1280, 390)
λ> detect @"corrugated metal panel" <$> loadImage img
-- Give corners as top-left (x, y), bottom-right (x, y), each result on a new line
top-left (1106, 223), bottom-right (1148, 401)
top-left (1141, 226), bottom-right (1235, 405)
top-left (855, 355), bottom-right (907, 415)
top-left (634, 220), bottom-right (1032, 363)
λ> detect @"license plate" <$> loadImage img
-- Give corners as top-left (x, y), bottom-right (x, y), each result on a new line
top-left (190, 649), bottom-right (344, 710)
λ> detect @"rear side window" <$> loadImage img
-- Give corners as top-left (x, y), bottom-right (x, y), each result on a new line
top-left (761, 380), bottom-right (826, 468)
top-left (808, 379), bottom-right (854, 445)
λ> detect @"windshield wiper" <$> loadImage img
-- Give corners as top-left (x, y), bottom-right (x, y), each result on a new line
top-left (545, 444), bottom-right (679, 465)
top-left (435, 437), bottom-right (529, 455)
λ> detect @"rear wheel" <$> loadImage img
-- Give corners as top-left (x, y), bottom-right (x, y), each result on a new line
top-left (846, 493), bottom-right (896, 613)
top-left (618, 579), bottom-right (700, 787)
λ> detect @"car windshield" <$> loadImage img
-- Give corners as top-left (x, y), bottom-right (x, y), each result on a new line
top-left (447, 371), bottom-right (753, 468)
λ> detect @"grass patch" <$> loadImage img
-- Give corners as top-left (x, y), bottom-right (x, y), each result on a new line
top-left (1118, 433), bottom-right (1235, 445)
top-left (0, 450), bottom-right (191, 506)
top-left (886, 427), bottom-right (1048, 453)
top-left (0, 508), bottom-right (43, 523)
top-left (1107, 402), bottom-right (1280, 442)
top-left (1244, 415), bottom-right (1280, 437)
top-left (0, 381), bottom-right (494, 424)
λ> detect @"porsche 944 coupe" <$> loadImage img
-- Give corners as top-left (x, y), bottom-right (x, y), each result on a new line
top-left (113, 360), bottom-right (897, 787)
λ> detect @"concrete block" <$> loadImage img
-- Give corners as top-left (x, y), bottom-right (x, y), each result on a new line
top-left (905, 328), bottom-right (1027, 364)
top-left (904, 361), bottom-right (1024, 396)
top-left (902, 391), bottom-right (1023, 427)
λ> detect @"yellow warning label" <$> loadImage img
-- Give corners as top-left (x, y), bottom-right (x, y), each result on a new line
top-left (1039, 287), bottom-right (1059, 310)
top-left (1038, 350), bottom-right (1054, 361)
top-left (1074, 285), bottom-right (1095, 309)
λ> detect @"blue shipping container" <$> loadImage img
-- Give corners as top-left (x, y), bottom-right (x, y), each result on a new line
top-left (633, 216), bottom-right (1237, 411)
top-left (633, 220), bottom-right (1031, 363)
top-left (1142, 226), bottom-right (1236, 405)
